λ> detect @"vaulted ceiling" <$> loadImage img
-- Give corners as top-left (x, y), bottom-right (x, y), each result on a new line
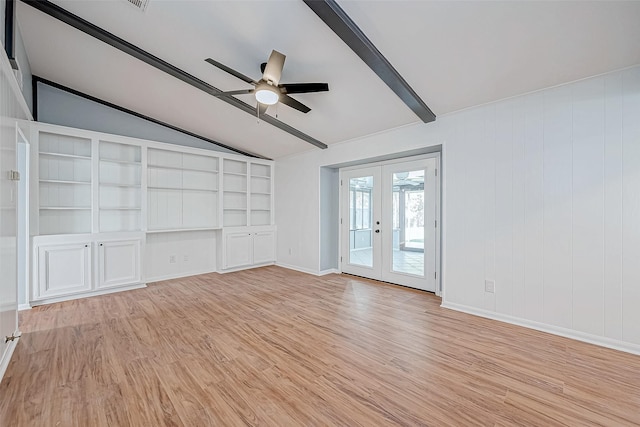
top-left (17, 0), bottom-right (640, 159)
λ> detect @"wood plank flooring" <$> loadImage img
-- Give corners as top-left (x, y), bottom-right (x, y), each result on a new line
top-left (2, 266), bottom-right (640, 426)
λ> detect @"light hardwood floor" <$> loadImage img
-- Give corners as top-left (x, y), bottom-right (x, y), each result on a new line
top-left (2, 266), bottom-right (640, 426)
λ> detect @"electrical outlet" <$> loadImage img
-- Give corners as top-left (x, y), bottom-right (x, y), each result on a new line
top-left (169, 255), bottom-right (176, 264)
top-left (184, 255), bottom-right (189, 262)
top-left (485, 280), bottom-right (495, 293)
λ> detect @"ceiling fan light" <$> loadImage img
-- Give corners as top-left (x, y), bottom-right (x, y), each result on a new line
top-left (255, 85), bottom-right (280, 105)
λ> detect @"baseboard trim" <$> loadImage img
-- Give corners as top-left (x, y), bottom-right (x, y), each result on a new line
top-left (0, 330), bottom-right (20, 384)
top-left (31, 283), bottom-right (147, 307)
top-left (441, 301), bottom-right (640, 356)
top-left (145, 268), bottom-right (217, 283)
top-left (318, 268), bottom-right (339, 276)
top-left (18, 303), bottom-right (31, 311)
top-left (217, 262), bottom-right (275, 274)
top-left (275, 262), bottom-right (323, 276)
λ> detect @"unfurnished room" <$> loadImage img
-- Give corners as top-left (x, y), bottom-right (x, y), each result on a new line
top-left (1, 0), bottom-right (640, 425)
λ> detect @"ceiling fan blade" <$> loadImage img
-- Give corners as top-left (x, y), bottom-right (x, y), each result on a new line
top-left (257, 102), bottom-right (268, 117)
top-left (212, 89), bottom-right (254, 97)
top-left (262, 50), bottom-right (286, 85)
top-left (280, 94), bottom-right (311, 114)
top-left (279, 82), bottom-right (329, 94)
top-left (205, 58), bottom-right (257, 84)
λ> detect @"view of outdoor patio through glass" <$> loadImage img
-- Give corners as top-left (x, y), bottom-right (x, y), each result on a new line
top-left (349, 175), bottom-right (373, 267)
top-left (392, 170), bottom-right (425, 276)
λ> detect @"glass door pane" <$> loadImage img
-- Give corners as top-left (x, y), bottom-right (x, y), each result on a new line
top-left (392, 169), bottom-right (425, 276)
top-left (349, 175), bottom-right (374, 267)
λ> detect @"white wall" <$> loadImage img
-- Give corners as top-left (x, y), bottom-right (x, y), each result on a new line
top-left (275, 65), bottom-right (640, 353)
top-left (319, 167), bottom-right (339, 272)
top-left (144, 231), bottom-right (217, 283)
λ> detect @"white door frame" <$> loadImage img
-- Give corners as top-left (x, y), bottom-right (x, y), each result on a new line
top-left (339, 153), bottom-right (441, 294)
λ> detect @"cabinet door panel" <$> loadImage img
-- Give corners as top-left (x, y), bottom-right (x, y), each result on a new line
top-left (37, 243), bottom-right (92, 299)
top-left (225, 233), bottom-right (252, 269)
top-left (98, 240), bottom-right (141, 289)
top-left (253, 232), bottom-right (275, 264)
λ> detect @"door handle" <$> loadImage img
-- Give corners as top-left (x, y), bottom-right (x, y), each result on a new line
top-left (375, 229), bottom-right (380, 233)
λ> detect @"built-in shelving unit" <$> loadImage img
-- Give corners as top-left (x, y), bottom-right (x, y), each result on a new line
top-left (38, 132), bottom-right (92, 235)
top-left (223, 159), bottom-right (248, 227)
top-left (249, 163), bottom-right (272, 226)
top-left (147, 148), bottom-right (219, 231)
top-left (99, 141), bottom-right (142, 232)
top-left (31, 122), bottom-right (276, 306)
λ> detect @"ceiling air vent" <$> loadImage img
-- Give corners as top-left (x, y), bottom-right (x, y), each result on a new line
top-left (124, 0), bottom-right (150, 12)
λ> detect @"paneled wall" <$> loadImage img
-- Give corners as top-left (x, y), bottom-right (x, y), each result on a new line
top-left (275, 65), bottom-right (640, 352)
top-left (443, 67), bottom-right (640, 349)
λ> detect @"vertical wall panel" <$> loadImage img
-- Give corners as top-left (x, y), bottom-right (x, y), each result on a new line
top-left (483, 107), bottom-right (497, 312)
top-left (444, 115), bottom-right (467, 304)
top-left (572, 78), bottom-right (606, 335)
top-left (603, 73), bottom-right (624, 340)
top-left (495, 101), bottom-right (515, 316)
top-left (511, 99), bottom-right (527, 317)
top-left (621, 68), bottom-right (640, 345)
top-left (463, 110), bottom-right (487, 308)
top-left (542, 86), bottom-right (573, 328)
top-left (523, 93), bottom-right (545, 322)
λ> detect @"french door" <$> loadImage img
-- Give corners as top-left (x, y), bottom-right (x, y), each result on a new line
top-left (340, 157), bottom-right (439, 292)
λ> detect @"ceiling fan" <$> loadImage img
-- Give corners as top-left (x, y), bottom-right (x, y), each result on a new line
top-left (205, 50), bottom-right (329, 116)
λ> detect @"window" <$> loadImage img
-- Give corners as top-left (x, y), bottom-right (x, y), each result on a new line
top-left (350, 188), bottom-right (372, 230)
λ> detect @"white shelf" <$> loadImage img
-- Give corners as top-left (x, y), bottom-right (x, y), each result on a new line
top-left (224, 208), bottom-right (247, 212)
top-left (251, 209), bottom-right (271, 212)
top-left (148, 164), bottom-right (218, 174)
top-left (251, 175), bottom-right (271, 179)
top-left (40, 151), bottom-right (91, 160)
top-left (251, 191), bottom-right (271, 195)
top-left (148, 186), bottom-right (217, 192)
top-left (146, 227), bottom-right (221, 234)
top-left (40, 179), bottom-right (91, 185)
top-left (40, 207), bottom-right (92, 210)
top-left (224, 190), bottom-right (247, 194)
top-left (100, 158), bottom-right (142, 166)
top-left (223, 171), bottom-right (247, 177)
top-left (100, 183), bottom-right (141, 188)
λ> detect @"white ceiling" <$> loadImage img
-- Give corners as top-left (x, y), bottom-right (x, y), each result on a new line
top-left (17, 0), bottom-right (640, 159)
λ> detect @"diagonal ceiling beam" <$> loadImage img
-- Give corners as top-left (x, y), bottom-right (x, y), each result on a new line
top-left (21, 0), bottom-right (328, 149)
top-left (303, 0), bottom-right (436, 123)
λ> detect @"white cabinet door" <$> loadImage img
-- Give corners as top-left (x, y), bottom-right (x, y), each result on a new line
top-left (36, 243), bottom-right (92, 299)
top-left (252, 232), bottom-right (275, 264)
top-left (98, 239), bottom-right (141, 289)
top-left (224, 233), bottom-right (252, 269)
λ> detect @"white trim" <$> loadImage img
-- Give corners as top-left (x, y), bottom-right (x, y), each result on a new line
top-left (0, 335), bottom-right (19, 384)
top-left (18, 304), bottom-right (32, 311)
top-left (318, 268), bottom-right (339, 276)
top-left (145, 269), bottom-right (218, 283)
top-left (276, 262), bottom-right (322, 276)
top-left (441, 301), bottom-right (640, 356)
top-left (31, 283), bottom-right (146, 306)
top-left (217, 262), bottom-right (275, 274)
top-left (0, 45), bottom-right (32, 120)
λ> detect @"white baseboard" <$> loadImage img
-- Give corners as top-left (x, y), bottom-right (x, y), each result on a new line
top-left (18, 303), bottom-right (31, 311)
top-left (318, 268), bottom-right (339, 276)
top-left (441, 301), bottom-right (640, 356)
top-left (0, 330), bottom-right (20, 384)
top-left (31, 283), bottom-right (147, 307)
top-left (217, 262), bottom-right (275, 274)
top-left (275, 262), bottom-right (322, 276)
top-left (145, 268), bottom-right (217, 283)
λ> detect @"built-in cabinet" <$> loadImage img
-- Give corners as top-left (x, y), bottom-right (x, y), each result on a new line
top-left (30, 123), bottom-right (275, 305)
top-left (221, 227), bottom-right (276, 270)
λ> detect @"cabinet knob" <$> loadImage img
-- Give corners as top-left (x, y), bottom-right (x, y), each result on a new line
top-left (100, 243), bottom-right (103, 246)
top-left (84, 244), bottom-right (88, 247)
